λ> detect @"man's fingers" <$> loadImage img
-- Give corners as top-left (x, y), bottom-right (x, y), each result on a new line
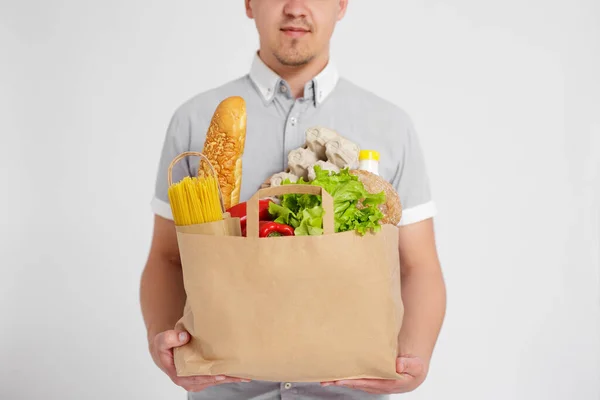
top-left (331, 377), bottom-right (416, 395)
top-left (181, 381), bottom-right (230, 393)
top-left (152, 330), bottom-right (189, 377)
top-left (320, 360), bottom-right (426, 395)
top-left (155, 330), bottom-right (190, 351)
top-left (397, 356), bottom-right (425, 377)
top-left (180, 375), bottom-right (235, 385)
top-left (176, 376), bottom-right (251, 392)
top-left (157, 349), bottom-right (174, 370)
top-left (150, 330), bottom-right (253, 393)
top-left (179, 380), bottom-right (226, 393)
top-left (321, 377), bottom-right (404, 388)
top-left (334, 378), bottom-right (398, 390)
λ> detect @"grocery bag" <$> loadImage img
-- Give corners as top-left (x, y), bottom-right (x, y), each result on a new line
top-left (173, 184), bottom-right (404, 382)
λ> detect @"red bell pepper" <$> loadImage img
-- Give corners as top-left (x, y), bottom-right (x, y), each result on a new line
top-left (258, 221), bottom-right (295, 237)
top-left (227, 199), bottom-right (273, 236)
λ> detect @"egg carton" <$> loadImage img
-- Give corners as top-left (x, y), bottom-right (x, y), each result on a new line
top-left (262, 126), bottom-right (361, 189)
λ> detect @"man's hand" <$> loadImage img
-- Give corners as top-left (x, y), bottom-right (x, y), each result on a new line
top-left (320, 355), bottom-right (427, 394)
top-left (150, 329), bottom-right (251, 392)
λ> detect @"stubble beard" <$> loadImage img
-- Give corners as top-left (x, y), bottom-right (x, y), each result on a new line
top-left (273, 40), bottom-right (315, 67)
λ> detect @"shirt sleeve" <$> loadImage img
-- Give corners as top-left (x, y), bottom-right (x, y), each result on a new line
top-left (150, 110), bottom-right (191, 220)
top-left (391, 113), bottom-right (437, 226)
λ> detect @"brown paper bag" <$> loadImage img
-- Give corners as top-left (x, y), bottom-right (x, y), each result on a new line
top-left (173, 184), bottom-right (404, 382)
top-left (175, 213), bottom-right (241, 237)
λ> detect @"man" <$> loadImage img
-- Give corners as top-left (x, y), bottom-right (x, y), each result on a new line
top-left (140, 0), bottom-right (446, 399)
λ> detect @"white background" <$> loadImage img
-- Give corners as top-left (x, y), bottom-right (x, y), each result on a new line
top-left (1, 1), bottom-right (599, 399)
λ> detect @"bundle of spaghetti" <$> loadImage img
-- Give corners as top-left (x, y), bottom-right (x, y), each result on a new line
top-left (168, 174), bottom-right (224, 226)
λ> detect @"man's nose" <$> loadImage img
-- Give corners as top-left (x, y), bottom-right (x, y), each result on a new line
top-left (283, 0), bottom-right (308, 18)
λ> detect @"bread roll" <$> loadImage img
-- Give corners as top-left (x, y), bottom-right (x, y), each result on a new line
top-left (349, 169), bottom-right (402, 225)
top-left (202, 96), bottom-right (247, 210)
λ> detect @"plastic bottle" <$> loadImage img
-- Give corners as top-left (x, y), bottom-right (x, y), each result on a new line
top-left (358, 150), bottom-right (380, 175)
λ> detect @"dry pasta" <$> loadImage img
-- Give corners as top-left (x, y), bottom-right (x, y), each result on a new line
top-left (168, 175), bottom-right (223, 226)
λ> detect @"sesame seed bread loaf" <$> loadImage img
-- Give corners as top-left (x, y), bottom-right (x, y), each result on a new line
top-left (202, 96), bottom-right (247, 210)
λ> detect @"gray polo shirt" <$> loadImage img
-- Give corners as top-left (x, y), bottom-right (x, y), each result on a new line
top-left (150, 53), bottom-right (437, 400)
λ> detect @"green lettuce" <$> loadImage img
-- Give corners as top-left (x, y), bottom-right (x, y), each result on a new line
top-left (295, 207), bottom-right (324, 236)
top-left (267, 166), bottom-right (386, 236)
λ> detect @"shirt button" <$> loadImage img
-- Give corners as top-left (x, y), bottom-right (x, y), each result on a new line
top-left (284, 382), bottom-right (292, 389)
top-left (290, 117), bottom-right (297, 126)
top-left (280, 85), bottom-right (287, 93)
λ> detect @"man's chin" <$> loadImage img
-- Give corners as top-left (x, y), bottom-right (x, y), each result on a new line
top-left (274, 51), bottom-right (315, 67)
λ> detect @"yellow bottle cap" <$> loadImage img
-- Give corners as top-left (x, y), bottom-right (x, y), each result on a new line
top-left (359, 150), bottom-right (380, 161)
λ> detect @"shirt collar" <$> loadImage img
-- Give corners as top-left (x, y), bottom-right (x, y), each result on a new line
top-left (249, 52), bottom-right (339, 106)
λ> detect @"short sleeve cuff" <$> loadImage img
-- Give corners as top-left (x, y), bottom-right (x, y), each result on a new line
top-left (151, 196), bottom-right (174, 220)
top-left (398, 200), bottom-right (437, 226)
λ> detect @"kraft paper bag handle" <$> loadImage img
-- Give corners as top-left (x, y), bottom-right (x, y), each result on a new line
top-left (167, 151), bottom-right (226, 214)
top-left (246, 185), bottom-right (335, 238)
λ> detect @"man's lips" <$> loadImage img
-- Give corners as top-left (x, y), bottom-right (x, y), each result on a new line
top-left (281, 27), bottom-right (310, 38)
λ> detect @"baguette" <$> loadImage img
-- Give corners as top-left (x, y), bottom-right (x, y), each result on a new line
top-left (202, 96), bottom-right (247, 210)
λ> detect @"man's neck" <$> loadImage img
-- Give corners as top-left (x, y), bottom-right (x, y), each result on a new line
top-left (258, 49), bottom-right (330, 99)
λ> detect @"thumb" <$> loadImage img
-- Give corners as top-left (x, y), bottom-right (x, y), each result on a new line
top-left (396, 356), bottom-right (425, 377)
top-left (157, 330), bottom-right (190, 351)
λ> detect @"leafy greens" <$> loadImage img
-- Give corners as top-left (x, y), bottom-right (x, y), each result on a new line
top-left (267, 166), bottom-right (386, 236)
